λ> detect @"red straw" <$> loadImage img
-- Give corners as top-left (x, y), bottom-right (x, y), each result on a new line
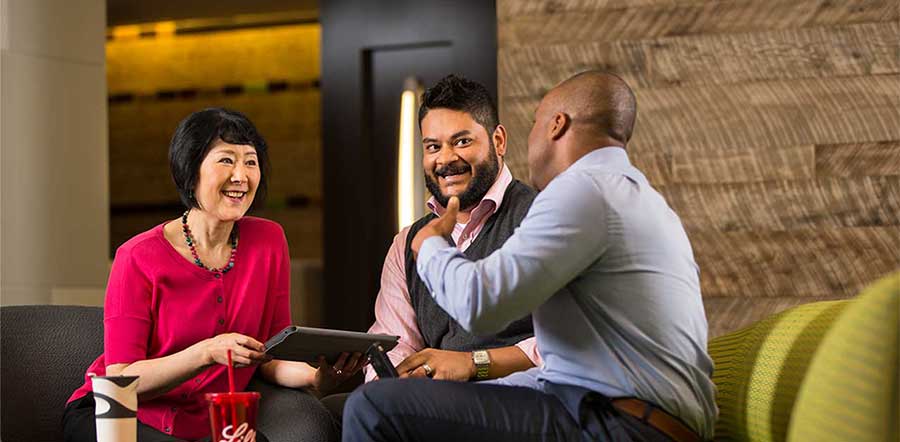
top-left (226, 349), bottom-right (238, 430)
top-left (227, 349), bottom-right (236, 394)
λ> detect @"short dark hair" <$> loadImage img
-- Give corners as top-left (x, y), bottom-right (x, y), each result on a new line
top-left (169, 107), bottom-right (270, 210)
top-left (418, 74), bottom-right (499, 136)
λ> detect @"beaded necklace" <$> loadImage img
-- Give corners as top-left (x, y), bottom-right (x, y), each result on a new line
top-left (181, 210), bottom-right (238, 274)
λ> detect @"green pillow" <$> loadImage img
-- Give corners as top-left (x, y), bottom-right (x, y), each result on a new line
top-left (787, 272), bottom-right (899, 442)
top-left (709, 300), bottom-right (849, 442)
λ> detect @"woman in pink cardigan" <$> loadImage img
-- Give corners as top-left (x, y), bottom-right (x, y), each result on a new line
top-left (63, 108), bottom-right (365, 441)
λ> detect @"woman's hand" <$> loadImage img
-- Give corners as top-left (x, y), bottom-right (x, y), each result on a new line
top-left (310, 352), bottom-right (367, 396)
top-left (203, 333), bottom-right (272, 368)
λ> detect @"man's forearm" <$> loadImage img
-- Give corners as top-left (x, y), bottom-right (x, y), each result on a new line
top-left (484, 345), bottom-right (536, 380)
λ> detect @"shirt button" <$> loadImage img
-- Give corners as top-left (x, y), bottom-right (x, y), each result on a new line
top-left (214, 273), bottom-right (221, 279)
top-left (218, 318), bottom-right (225, 325)
top-left (217, 296), bottom-right (223, 303)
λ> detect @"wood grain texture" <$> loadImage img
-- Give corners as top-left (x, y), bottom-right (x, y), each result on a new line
top-left (691, 227), bottom-right (900, 299)
top-left (498, 0), bottom-right (707, 18)
top-left (671, 144), bottom-right (815, 184)
top-left (631, 152), bottom-right (673, 186)
top-left (660, 177), bottom-right (900, 232)
top-left (498, 0), bottom-right (899, 47)
top-left (499, 22), bottom-right (900, 97)
top-left (502, 75), bottom-right (900, 159)
top-left (704, 296), bottom-right (849, 338)
top-left (816, 141), bottom-right (900, 177)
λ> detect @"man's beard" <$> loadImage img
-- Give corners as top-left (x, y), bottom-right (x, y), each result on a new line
top-left (424, 142), bottom-right (500, 211)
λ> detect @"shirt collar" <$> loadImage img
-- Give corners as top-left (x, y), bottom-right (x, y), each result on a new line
top-left (428, 163), bottom-right (513, 217)
top-left (569, 146), bottom-right (632, 172)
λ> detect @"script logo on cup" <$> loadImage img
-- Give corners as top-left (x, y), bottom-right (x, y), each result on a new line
top-left (219, 423), bottom-right (256, 442)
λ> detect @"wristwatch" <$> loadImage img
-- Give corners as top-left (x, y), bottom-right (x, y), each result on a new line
top-left (472, 350), bottom-right (491, 380)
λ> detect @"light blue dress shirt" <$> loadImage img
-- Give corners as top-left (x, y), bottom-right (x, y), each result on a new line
top-left (417, 147), bottom-right (718, 439)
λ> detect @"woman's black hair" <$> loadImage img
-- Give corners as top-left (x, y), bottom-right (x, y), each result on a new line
top-left (168, 107), bottom-right (270, 210)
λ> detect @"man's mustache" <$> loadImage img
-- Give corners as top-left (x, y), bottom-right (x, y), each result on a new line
top-left (434, 161), bottom-right (472, 178)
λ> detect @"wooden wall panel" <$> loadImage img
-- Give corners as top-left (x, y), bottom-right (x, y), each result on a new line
top-left (504, 75), bottom-right (900, 156)
top-left (499, 22), bottom-right (900, 97)
top-left (670, 144), bottom-right (814, 184)
top-left (691, 227), bottom-right (900, 298)
top-left (816, 141), bottom-right (900, 177)
top-left (659, 177), bottom-right (900, 232)
top-left (498, 0), bottom-right (898, 47)
top-left (499, 0), bottom-right (900, 337)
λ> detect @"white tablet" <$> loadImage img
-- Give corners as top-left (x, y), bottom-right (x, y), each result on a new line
top-left (264, 325), bottom-right (399, 365)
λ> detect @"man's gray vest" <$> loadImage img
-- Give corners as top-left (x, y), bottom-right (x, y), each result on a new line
top-left (404, 179), bottom-right (537, 351)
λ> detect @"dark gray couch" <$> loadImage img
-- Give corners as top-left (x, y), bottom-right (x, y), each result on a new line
top-left (0, 305), bottom-right (339, 442)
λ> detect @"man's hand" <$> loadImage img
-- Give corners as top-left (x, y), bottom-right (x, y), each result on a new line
top-left (396, 348), bottom-right (475, 381)
top-left (410, 196), bottom-right (459, 259)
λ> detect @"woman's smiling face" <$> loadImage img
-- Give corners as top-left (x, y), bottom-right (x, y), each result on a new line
top-left (193, 139), bottom-right (260, 222)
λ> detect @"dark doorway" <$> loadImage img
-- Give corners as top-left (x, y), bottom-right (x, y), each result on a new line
top-left (321, 0), bottom-right (497, 331)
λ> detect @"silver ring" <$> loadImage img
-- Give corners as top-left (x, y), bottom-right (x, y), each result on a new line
top-left (422, 363), bottom-right (434, 377)
top-left (335, 369), bottom-right (343, 375)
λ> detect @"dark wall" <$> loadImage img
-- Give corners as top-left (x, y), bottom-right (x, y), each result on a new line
top-left (107, 0), bottom-right (317, 26)
top-left (321, 0), bottom-right (497, 331)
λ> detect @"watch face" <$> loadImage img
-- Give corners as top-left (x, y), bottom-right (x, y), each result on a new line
top-left (473, 350), bottom-right (490, 365)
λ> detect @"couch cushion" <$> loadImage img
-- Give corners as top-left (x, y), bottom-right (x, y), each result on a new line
top-left (787, 272), bottom-right (899, 442)
top-left (1, 305), bottom-right (104, 442)
top-left (708, 299), bottom-right (849, 442)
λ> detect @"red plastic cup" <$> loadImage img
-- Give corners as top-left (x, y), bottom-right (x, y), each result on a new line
top-left (206, 392), bottom-right (260, 442)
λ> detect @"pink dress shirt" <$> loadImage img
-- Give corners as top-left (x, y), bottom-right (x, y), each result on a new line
top-left (67, 217), bottom-right (291, 440)
top-left (365, 165), bottom-right (541, 381)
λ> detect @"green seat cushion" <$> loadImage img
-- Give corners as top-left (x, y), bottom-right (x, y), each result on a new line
top-left (709, 300), bottom-right (849, 442)
top-left (787, 272), bottom-right (899, 442)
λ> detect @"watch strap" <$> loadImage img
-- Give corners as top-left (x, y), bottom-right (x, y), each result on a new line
top-left (472, 350), bottom-right (490, 380)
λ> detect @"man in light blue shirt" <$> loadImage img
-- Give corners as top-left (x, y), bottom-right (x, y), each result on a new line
top-left (343, 71), bottom-right (717, 442)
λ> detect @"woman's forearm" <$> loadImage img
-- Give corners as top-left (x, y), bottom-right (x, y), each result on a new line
top-left (106, 340), bottom-right (212, 401)
top-left (258, 359), bottom-right (317, 389)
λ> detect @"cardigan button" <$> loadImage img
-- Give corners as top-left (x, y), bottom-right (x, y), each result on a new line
top-left (218, 318), bottom-right (225, 325)
top-left (217, 296), bottom-right (223, 303)
top-left (214, 273), bottom-right (221, 279)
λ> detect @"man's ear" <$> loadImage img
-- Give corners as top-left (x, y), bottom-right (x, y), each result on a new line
top-left (550, 112), bottom-right (570, 141)
top-left (492, 124), bottom-right (508, 157)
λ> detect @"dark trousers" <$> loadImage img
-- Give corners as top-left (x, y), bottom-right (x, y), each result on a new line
top-left (341, 378), bottom-right (672, 442)
top-left (62, 394), bottom-right (270, 442)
